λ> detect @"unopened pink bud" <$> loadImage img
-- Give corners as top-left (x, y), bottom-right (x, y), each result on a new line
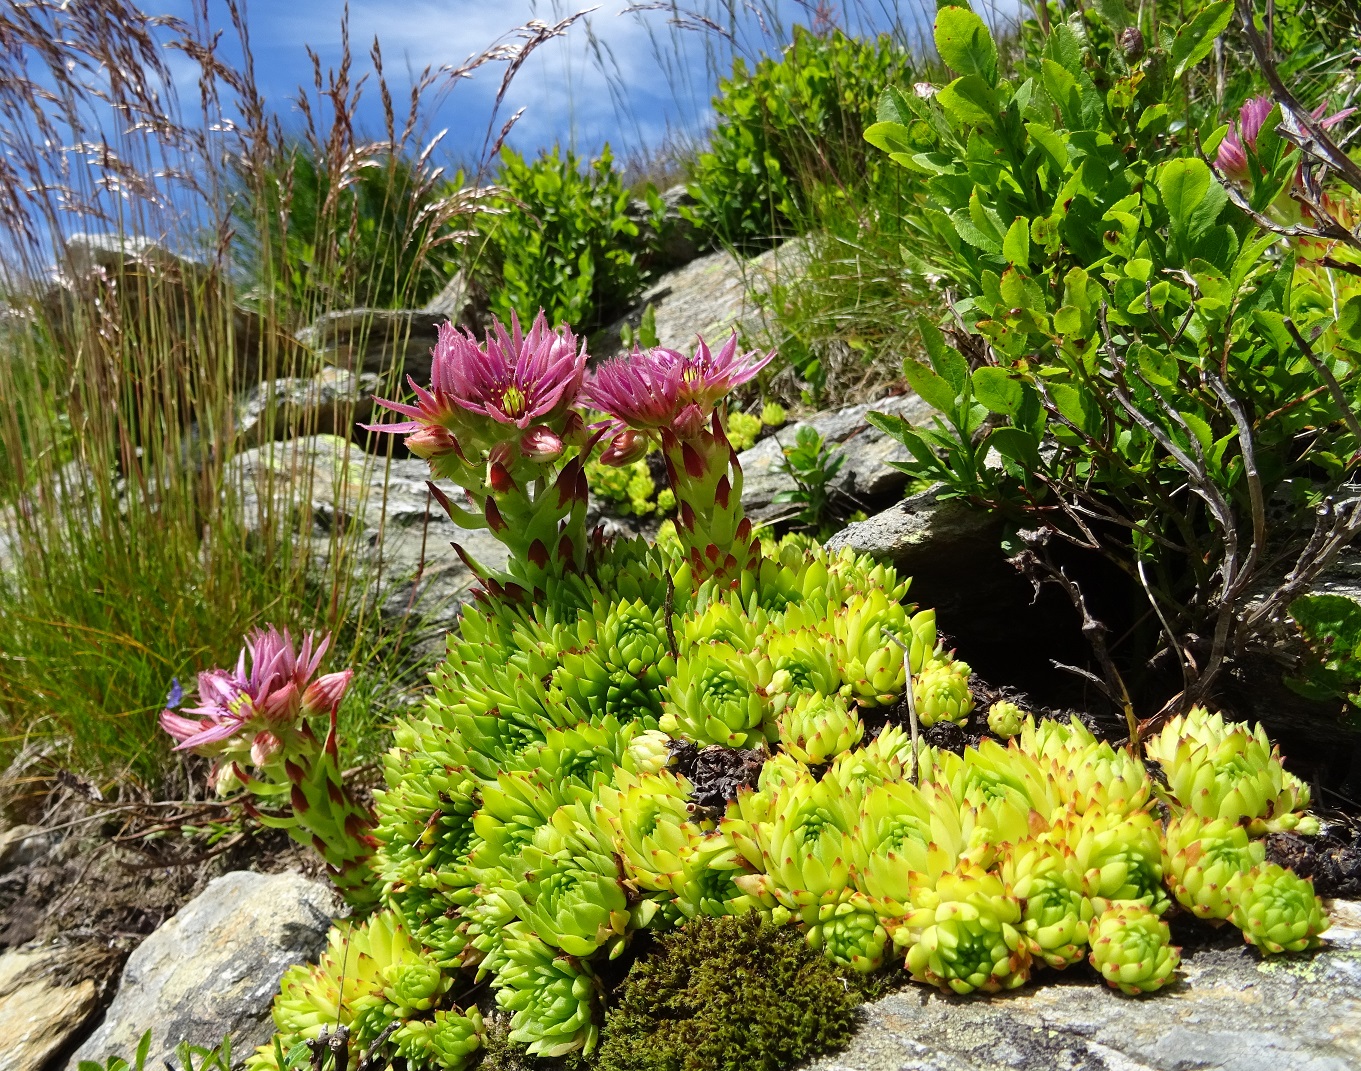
top-left (488, 441), bottom-right (516, 469)
top-left (405, 424), bottom-right (459, 460)
top-left (601, 430), bottom-right (648, 467)
top-left (674, 403), bottom-right (706, 440)
top-left (303, 669), bottom-right (353, 716)
top-left (520, 425), bottom-right (565, 461)
top-left (251, 730), bottom-right (282, 766)
top-left (259, 680), bottom-right (300, 724)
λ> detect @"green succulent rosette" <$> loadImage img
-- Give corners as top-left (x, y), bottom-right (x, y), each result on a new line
top-left (1143, 707), bottom-right (1319, 835)
top-left (912, 657), bottom-right (974, 728)
top-left (986, 700), bottom-right (1026, 739)
top-left (552, 598), bottom-right (675, 725)
top-left (494, 927), bottom-right (602, 1057)
top-left (1087, 904), bottom-right (1179, 995)
top-left (830, 589), bottom-right (914, 703)
top-left (850, 778), bottom-right (964, 917)
top-left (806, 896), bottom-right (890, 974)
top-left (1226, 863), bottom-right (1330, 954)
top-left (661, 641), bottom-right (773, 747)
top-left (392, 1009), bottom-right (484, 1071)
top-left (899, 866), bottom-right (1030, 994)
top-left (1001, 839), bottom-right (1093, 969)
top-left (1163, 813), bottom-right (1265, 921)
top-left (725, 769), bottom-right (854, 910)
top-left (594, 767), bottom-right (701, 895)
top-left (1063, 808), bottom-right (1170, 916)
top-left (778, 691), bottom-right (864, 764)
top-left (764, 625), bottom-right (844, 704)
top-left (1055, 739), bottom-right (1152, 818)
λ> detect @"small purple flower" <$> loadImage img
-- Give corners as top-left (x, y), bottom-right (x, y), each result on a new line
top-left (160, 627), bottom-right (347, 756)
top-left (164, 677), bottom-right (184, 710)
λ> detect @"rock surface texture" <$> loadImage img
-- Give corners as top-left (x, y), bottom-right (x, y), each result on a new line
top-left (598, 239), bottom-right (806, 357)
top-left (811, 900), bottom-right (1361, 1071)
top-left (739, 393), bottom-right (933, 523)
top-left (0, 947), bottom-right (100, 1071)
top-left (67, 871), bottom-right (337, 1071)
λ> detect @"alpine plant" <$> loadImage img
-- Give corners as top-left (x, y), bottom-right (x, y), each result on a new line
top-left (160, 628), bottom-right (377, 908)
top-left (187, 310), bottom-right (1333, 1070)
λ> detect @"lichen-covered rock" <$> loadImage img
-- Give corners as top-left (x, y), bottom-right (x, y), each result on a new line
top-left (234, 369), bottom-right (381, 447)
top-left (66, 871), bottom-right (337, 1071)
top-left (807, 900), bottom-right (1361, 1071)
top-left (0, 947), bottom-right (99, 1071)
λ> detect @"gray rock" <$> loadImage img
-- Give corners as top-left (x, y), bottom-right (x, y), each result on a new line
top-left (811, 899), bottom-right (1361, 1071)
top-left (298, 307), bottom-right (449, 384)
top-left (229, 435), bottom-right (507, 646)
top-left (598, 239), bottom-right (807, 358)
top-left (740, 393), bottom-right (935, 523)
top-left (0, 826), bottom-right (58, 876)
top-left (234, 369), bottom-right (381, 447)
top-left (67, 871), bottom-right (337, 1071)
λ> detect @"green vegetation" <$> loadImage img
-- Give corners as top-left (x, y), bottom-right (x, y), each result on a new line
top-left (865, 0), bottom-right (1361, 720)
top-left (596, 914), bottom-right (859, 1071)
top-left (478, 146), bottom-right (662, 332)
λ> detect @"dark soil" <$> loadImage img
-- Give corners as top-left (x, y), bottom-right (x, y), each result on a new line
top-left (670, 740), bottom-right (765, 820)
top-left (1266, 816), bottom-right (1361, 899)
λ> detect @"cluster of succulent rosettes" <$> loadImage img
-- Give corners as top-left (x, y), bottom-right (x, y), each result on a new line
top-left (247, 909), bottom-right (482, 1071)
top-left (1144, 708), bottom-right (1320, 836)
top-left (256, 527), bottom-right (1334, 1068)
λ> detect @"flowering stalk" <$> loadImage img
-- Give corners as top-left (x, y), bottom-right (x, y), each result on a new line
top-left (161, 627), bottom-right (379, 909)
top-left (586, 335), bottom-right (772, 582)
top-left (367, 312), bottom-right (593, 595)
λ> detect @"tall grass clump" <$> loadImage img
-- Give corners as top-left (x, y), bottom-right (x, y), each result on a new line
top-left (0, 1), bottom-right (568, 785)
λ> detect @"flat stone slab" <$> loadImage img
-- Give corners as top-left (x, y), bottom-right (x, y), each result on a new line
top-left (0, 947), bottom-right (99, 1071)
top-left (810, 900), bottom-right (1361, 1071)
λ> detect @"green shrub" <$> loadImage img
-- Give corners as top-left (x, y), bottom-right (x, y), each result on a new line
top-left (480, 145), bottom-right (660, 331)
top-left (595, 914), bottom-right (859, 1071)
top-left (687, 27), bottom-right (910, 248)
top-left (865, 1), bottom-right (1361, 715)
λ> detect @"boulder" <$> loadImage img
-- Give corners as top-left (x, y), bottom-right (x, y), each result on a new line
top-left (630, 184), bottom-right (710, 276)
top-left (234, 369), bottom-right (381, 447)
top-left (739, 393), bottom-right (935, 524)
top-left (0, 946), bottom-right (100, 1071)
top-left (810, 900), bottom-right (1361, 1071)
top-left (298, 308), bottom-right (448, 385)
top-left (598, 239), bottom-right (807, 358)
top-left (66, 871), bottom-right (337, 1071)
top-left (229, 435), bottom-right (507, 647)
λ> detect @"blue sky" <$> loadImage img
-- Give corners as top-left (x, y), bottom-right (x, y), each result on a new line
top-left (150, 0), bottom-right (980, 173)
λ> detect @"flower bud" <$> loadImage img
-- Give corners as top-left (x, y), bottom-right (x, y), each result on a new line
top-left (520, 425), bottom-right (565, 461)
top-left (1119, 27), bottom-right (1145, 62)
top-left (600, 429), bottom-right (649, 467)
top-left (404, 424), bottom-right (459, 460)
top-left (251, 729), bottom-right (282, 766)
top-left (303, 668), bottom-right (353, 716)
top-left (674, 403), bottom-right (706, 440)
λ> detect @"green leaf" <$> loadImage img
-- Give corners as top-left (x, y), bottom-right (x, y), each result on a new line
top-left (1340, 294), bottom-right (1361, 341)
top-left (1172, 1), bottom-right (1234, 79)
top-left (1292, 594), bottom-right (1361, 664)
top-left (1051, 383), bottom-right (1100, 436)
top-left (1003, 216), bottom-right (1031, 266)
top-left (935, 5), bottom-right (998, 86)
top-left (902, 359), bottom-right (960, 412)
top-left (937, 75), bottom-right (998, 129)
top-left (1092, 0), bottom-right (1133, 30)
top-left (863, 121), bottom-right (915, 155)
top-left (1041, 59), bottom-right (1084, 131)
top-left (1136, 345), bottom-right (1179, 387)
top-left (1025, 121), bottom-right (1070, 168)
top-left (1158, 157), bottom-right (1213, 234)
top-left (1200, 122), bottom-right (1230, 157)
top-left (988, 426), bottom-right (1042, 469)
top-left (972, 366), bottom-right (1024, 416)
top-left (135, 1032), bottom-right (153, 1071)
top-left (919, 316), bottom-right (969, 394)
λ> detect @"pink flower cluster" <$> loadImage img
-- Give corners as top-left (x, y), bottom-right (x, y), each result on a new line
top-left (160, 627), bottom-right (352, 767)
top-left (1217, 95), bottom-right (1353, 183)
top-left (586, 333), bottom-right (773, 460)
